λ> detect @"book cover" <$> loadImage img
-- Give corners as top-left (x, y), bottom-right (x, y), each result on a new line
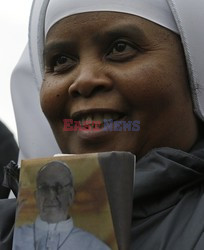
top-left (13, 151), bottom-right (135, 250)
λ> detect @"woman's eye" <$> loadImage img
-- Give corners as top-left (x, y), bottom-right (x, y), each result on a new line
top-left (47, 54), bottom-right (77, 74)
top-left (113, 42), bottom-right (129, 53)
top-left (56, 55), bottom-right (69, 65)
top-left (106, 41), bottom-right (138, 61)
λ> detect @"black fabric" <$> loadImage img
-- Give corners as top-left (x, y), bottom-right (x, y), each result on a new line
top-left (0, 121), bottom-right (19, 198)
top-left (131, 139), bottom-right (204, 250)
top-left (0, 199), bottom-right (17, 250)
top-left (2, 161), bottom-right (19, 198)
top-left (0, 161), bottom-right (19, 250)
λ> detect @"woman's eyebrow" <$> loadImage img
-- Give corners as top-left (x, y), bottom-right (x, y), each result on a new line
top-left (43, 41), bottom-right (76, 57)
top-left (43, 24), bottom-right (148, 57)
top-left (93, 24), bottom-right (148, 42)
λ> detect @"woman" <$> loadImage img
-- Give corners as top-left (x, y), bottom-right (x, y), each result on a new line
top-left (10, 0), bottom-right (204, 249)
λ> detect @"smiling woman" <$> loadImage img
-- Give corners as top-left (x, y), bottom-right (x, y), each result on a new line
top-left (41, 12), bottom-right (197, 158)
top-left (9, 0), bottom-right (204, 249)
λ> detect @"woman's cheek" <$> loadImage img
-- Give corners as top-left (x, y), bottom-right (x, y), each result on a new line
top-left (40, 77), bottom-right (66, 118)
top-left (114, 62), bottom-right (169, 108)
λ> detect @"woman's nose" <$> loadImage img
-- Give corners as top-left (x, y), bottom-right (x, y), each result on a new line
top-left (68, 63), bottom-right (113, 98)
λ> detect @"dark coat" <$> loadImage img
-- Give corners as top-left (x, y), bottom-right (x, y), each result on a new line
top-left (0, 121), bottom-right (18, 198)
top-left (131, 139), bottom-right (204, 250)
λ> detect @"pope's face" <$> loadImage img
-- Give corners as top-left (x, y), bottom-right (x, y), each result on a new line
top-left (41, 12), bottom-right (198, 158)
top-left (36, 165), bottom-right (73, 223)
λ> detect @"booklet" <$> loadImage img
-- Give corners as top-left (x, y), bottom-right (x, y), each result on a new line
top-left (12, 151), bottom-right (135, 250)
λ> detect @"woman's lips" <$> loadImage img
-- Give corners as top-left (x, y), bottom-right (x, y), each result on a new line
top-left (76, 116), bottom-right (127, 140)
top-left (68, 109), bottom-right (128, 140)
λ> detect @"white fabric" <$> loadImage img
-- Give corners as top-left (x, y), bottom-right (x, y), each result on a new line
top-left (11, 45), bottom-right (60, 160)
top-left (45, 0), bottom-right (179, 35)
top-left (10, 0), bottom-right (204, 160)
top-left (167, 0), bottom-right (204, 122)
top-left (13, 217), bottom-right (110, 250)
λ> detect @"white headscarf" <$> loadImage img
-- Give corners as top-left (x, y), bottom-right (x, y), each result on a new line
top-left (45, 0), bottom-right (179, 35)
top-left (11, 0), bottom-right (204, 160)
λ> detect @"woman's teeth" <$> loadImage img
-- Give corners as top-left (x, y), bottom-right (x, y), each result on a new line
top-left (79, 113), bottom-right (122, 124)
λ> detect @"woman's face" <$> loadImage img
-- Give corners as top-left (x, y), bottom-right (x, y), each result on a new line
top-left (41, 12), bottom-right (198, 158)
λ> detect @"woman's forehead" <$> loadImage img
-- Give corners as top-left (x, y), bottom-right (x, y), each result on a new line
top-left (46, 12), bottom-right (172, 42)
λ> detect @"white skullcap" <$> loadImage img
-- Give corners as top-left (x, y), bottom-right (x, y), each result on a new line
top-left (10, 0), bottom-right (204, 160)
top-left (45, 0), bottom-right (179, 36)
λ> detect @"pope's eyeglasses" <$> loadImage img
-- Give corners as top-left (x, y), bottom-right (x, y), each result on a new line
top-left (37, 183), bottom-right (71, 195)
